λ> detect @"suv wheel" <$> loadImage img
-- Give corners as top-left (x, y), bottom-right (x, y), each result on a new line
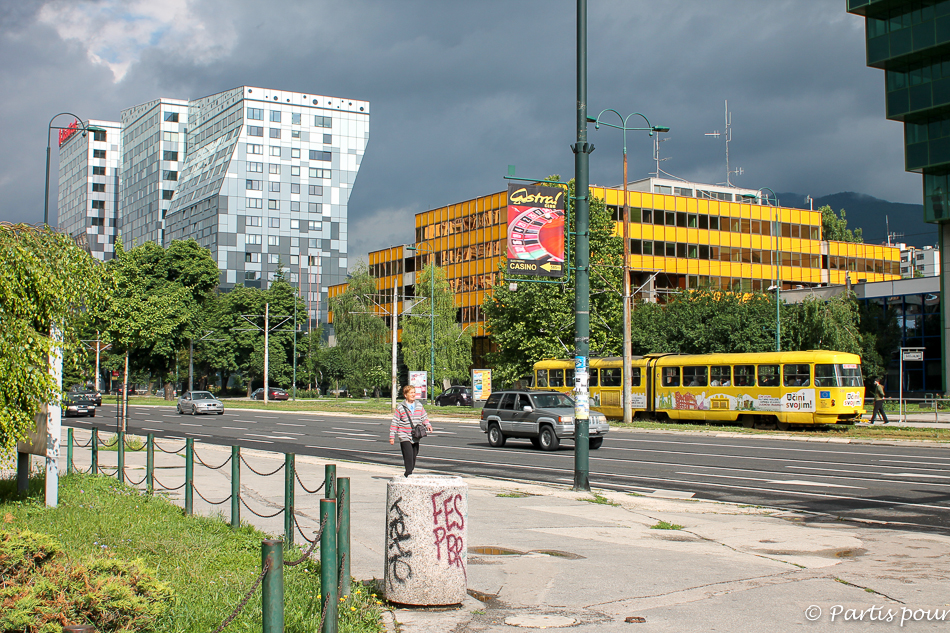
top-left (177, 405), bottom-right (182, 415)
top-left (539, 425), bottom-right (560, 451)
top-left (589, 437), bottom-right (604, 450)
top-left (487, 424), bottom-right (506, 447)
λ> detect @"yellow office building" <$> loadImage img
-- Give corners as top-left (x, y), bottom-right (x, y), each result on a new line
top-left (330, 178), bottom-right (901, 363)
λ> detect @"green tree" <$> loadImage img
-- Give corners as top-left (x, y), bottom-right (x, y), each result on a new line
top-left (821, 205), bottom-right (863, 243)
top-left (97, 240), bottom-right (194, 416)
top-left (327, 262), bottom-right (389, 395)
top-left (784, 294), bottom-right (863, 355)
top-left (628, 289), bottom-right (779, 355)
top-left (483, 178), bottom-right (622, 385)
top-left (0, 223), bottom-right (101, 458)
top-left (401, 264), bottom-right (472, 392)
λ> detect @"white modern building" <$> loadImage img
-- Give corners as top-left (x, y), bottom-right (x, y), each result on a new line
top-left (900, 244), bottom-right (940, 278)
top-left (120, 98), bottom-right (189, 247)
top-left (162, 86), bottom-right (369, 325)
top-left (56, 119), bottom-right (122, 261)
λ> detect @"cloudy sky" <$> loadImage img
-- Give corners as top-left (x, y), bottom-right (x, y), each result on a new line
top-left (0, 0), bottom-right (917, 265)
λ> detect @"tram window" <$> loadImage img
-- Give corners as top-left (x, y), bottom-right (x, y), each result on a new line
top-left (550, 369), bottom-right (565, 387)
top-left (601, 368), bottom-right (622, 387)
top-left (814, 364), bottom-right (838, 387)
top-left (710, 365), bottom-right (731, 386)
top-left (839, 364), bottom-right (864, 387)
top-left (734, 365), bottom-right (755, 387)
top-left (783, 364), bottom-right (810, 387)
top-left (757, 365), bottom-right (780, 387)
top-left (536, 370), bottom-right (548, 388)
top-left (566, 368), bottom-right (575, 385)
top-left (589, 368), bottom-right (599, 387)
top-left (683, 366), bottom-right (708, 387)
top-left (631, 367), bottom-right (641, 387)
top-left (662, 367), bottom-right (680, 387)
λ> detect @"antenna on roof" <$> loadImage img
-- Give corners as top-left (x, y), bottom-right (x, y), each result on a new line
top-left (705, 100), bottom-right (741, 187)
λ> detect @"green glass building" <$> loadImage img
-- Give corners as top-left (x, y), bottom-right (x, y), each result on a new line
top-left (849, 0), bottom-right (950, 390)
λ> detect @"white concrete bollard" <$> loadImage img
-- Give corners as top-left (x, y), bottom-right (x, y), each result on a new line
top-left (384, 474), bottom-right (468, 605)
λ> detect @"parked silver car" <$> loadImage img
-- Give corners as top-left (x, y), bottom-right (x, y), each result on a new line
top-left (479, 390), bottom-right (609, 450)
top-left (177, 391), bottom-right (225, 415)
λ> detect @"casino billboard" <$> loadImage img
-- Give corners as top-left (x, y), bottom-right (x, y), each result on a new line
top-left (506, 184), bottom-right (566, 277)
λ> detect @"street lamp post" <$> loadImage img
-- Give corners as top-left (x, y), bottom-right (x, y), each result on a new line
top-left (44, 114), bottom-right (105, 226)
top-left (741, 187), bottom-right (781, 351)
top-left (588, 110), bottom-right (669, 426)
top-left (405, 245), bottom-right (437, 401)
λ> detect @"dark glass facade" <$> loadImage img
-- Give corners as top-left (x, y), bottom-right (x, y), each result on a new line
top-left (860, 291), bottom-right (943, 391)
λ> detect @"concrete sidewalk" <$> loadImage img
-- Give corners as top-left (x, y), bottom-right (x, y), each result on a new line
top-left (60, 428), bottom-right (950, 632)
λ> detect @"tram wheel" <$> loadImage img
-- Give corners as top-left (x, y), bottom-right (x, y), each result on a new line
top-left (776, 422), bottom-right (791, 432)
top-left (741, 417), bottom-right (754, 429)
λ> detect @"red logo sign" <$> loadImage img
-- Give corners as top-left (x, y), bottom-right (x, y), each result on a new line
top-left (58, 120), bottom-right (80, 147)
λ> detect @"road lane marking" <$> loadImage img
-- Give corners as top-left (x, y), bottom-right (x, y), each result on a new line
top-left (676, 472), bottom-right (863, 489)
top-left (179, 423), bottom-right (203, 427)
top-left (277, 422), bottom-right (306, 427)
top-left (221, 427), bottom-right (249, 431)
top-left (880, 459), bottom-right (950, 467)
top-left (336, 438), bottom-right (377, 442)
top-left (245, 433), bottom-right (296, 440)
top-left (255, 415), bottom-right (279, 419)
top-left (331, 432), bottom-right (377, 437)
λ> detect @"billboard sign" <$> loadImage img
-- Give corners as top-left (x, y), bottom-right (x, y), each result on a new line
top-left (506, 184), bottom-right (566, 277)
top-left (472, 369), bottom-right (492, 401)
top-left (409, 371), bottom-right (428, 401)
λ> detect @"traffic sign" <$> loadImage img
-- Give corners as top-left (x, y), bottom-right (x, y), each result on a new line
top-left (902, 351), bottom-right (923, 361)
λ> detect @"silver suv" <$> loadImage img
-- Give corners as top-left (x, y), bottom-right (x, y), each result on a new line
top-left (479, 390), bottom-right (609, 451)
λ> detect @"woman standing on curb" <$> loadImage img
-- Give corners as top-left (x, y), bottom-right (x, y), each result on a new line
top-left (390, 385), bottom-right (433, 476)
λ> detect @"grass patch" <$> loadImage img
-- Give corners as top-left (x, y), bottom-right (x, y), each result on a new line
top-left (496, 491), bottom-right (532, 498)
top-left (99, 434), bottom-right (146, 452)
top-left (581, 493), bottom-right (619, 507)
top-left (107, 397), bottom-right (483, 419)
top-left (0, 473), bottom-right (383, 632)
top-left (650, 521), bottom-right (684, 530)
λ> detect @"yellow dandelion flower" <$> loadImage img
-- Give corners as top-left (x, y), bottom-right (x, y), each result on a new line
top-left (351, 606), bottom-right (356, 611)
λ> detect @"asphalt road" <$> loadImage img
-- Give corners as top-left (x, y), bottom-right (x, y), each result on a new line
top-left (72, 402), bottom-right (950, 534)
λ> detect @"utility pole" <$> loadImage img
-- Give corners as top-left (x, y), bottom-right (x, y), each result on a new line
top-left (264, 302), bottom-right (269, 404)
top-left (391, 281), bottom-right (399, 411)
top-left (572, 0), bottom-right (593, 492)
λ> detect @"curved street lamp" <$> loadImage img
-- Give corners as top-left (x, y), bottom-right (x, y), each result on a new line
top-left (588, 109), bottom-right (669, 425)
top-left (44, 113), bottom-right (106, 227)
top-left (405, 244), bottom-right (437, 401)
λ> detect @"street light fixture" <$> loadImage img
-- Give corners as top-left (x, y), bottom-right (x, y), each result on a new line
top-left (405, 244), bottom-right (437, 401)
top-left (740, 188), bottom-right (781, 351)
top-left (44, 113), bottom-right (106, 227)
top-left (588, 110), bottom-right (669, 426)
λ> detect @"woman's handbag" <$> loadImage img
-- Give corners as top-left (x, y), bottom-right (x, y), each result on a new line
top-left (401, 403), bottom-right (428, 441)
top-left (411, 423), bottom-right (428, 441)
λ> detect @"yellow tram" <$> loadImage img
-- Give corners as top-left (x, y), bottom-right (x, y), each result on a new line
top-left (533, 351), bottom-right (866, 428)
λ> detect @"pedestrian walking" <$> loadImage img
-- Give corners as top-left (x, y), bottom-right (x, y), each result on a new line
top-left (869, 377), bottom-right (889, 424)
top-left (390, 385), bottom-right (433, 476)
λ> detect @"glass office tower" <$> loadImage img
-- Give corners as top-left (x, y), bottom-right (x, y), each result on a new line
top-left (163, 86), bottom-right (370, 325)
top-left (848, 0), bottom-right (950, 390)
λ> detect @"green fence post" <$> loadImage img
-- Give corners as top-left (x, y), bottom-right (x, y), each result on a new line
top-left (66, 428), bottom-right (74, 475)
top-left (91, 428), bottom-right (99, 475)
top-left (231, 445), bottom-right (240, 530)
top-left (320, 498), bottom-right (338, 633)
top-left (325, 464), bottom-right (336, 499)
top-left (117, 431), bottom-right (125, 484)
top-left (284, 454), bottom-right (294, 547)
top-left (185, 438), bottom-right (194, 515)
top-left (146, 434), bottom-right (154, 494)
top-left (262, 539), bottom-right (284, 633)
top-left (337, 477), bottom-right (350, 597)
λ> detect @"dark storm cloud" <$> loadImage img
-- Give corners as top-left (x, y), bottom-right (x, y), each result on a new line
top-left (0, 0), bottom-right (916, 264)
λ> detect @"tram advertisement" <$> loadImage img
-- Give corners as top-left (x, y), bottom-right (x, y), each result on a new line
top-left (506, 183), bottom-right (565, 278)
